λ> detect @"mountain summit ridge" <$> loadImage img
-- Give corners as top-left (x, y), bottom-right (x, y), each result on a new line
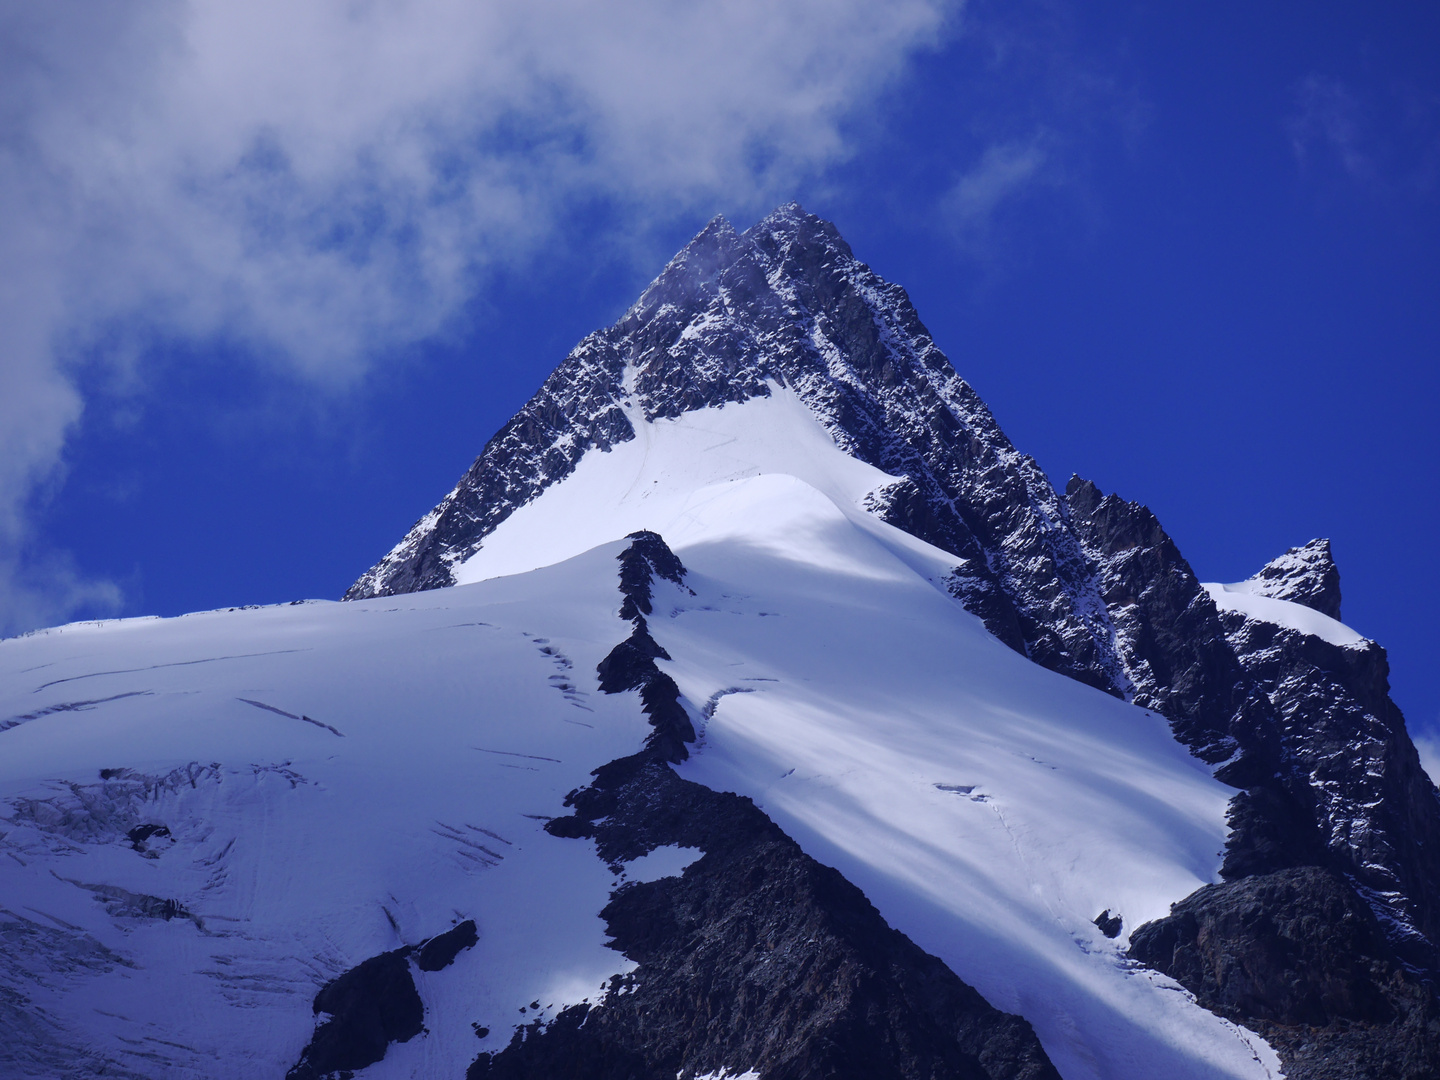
top-left (1243, 537), bottom-right (1343, 620)
top-left (347, 203), bottom-right (1129, 696)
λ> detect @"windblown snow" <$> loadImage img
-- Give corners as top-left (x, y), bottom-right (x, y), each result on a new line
top-left (0, 392), bottom-right (1283, 1080)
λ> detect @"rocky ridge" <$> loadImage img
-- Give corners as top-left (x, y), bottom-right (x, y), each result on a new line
top-left (1068, 479), bottom-right (1440, 1078)
top-left (1244, 539), bottom-right (1344, 619)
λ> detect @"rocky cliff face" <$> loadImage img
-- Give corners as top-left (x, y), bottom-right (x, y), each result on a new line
top-left (1128, 866), bottom-right (1440, 1080)
top-left (1068, 480), bottom-right (1440, 1078)
top-left (1244, 538), bottom-right (1344, 619)
top-left (1063, 477), bottom-right (1264, 766)
top-left (348, 205), bottom-right (1440, 1079)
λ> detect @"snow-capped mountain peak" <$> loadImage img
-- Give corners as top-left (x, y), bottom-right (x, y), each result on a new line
top-left (348, 203), bottom-right (1127, 698)
top-left (5, 206), bottom-right (1437, 1080)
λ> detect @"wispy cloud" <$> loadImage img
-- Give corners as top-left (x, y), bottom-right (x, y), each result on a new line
top-left (924, 0), bottom-right (1149, 265)
top-left (941, 132), bottom-right (1055, 244)
top-left (1288, 75), bottom-right (1374, 183)
top-left (1287, 72), bottom-right (1440, 195)
top-left (1415, 729), bottom-right (1440, 791)
top-left (0, 0), bottom-right (955, 633)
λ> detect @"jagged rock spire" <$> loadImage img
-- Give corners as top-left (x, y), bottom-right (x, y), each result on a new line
top-left (1243, 538), bottom-right (1343, 620)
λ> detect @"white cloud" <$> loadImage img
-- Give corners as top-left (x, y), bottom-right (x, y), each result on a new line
top-left (0, 0), bottom-right (954, 632)
top-left (1415, 729), bottom-right (1440, 791)
top-left (940, 132), bottom-right (1054, 245)
top-left (1288, 75), bottom-right (1372, 182)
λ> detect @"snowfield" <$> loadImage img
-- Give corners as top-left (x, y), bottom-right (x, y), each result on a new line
top-left (0, 392), bottom-right (1283, 1079)
top-left (0, 552), bottom-right (654, 1078)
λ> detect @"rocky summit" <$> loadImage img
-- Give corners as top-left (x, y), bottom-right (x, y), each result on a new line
top-left (2, 205), bottom-right (1435, 1080)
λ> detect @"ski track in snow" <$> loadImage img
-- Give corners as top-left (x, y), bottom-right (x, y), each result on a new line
top-left (0, 394), bottom-right (1282, 1080)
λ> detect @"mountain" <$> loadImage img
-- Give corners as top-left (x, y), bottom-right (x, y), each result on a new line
top-left (3, 205), bottom-right (1436, 1080)
top-left (346, 206), bottom-right (1126, 697)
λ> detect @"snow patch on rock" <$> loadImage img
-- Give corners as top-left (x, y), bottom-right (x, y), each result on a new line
top-left (1204, 581), bottom-right (1365, 647)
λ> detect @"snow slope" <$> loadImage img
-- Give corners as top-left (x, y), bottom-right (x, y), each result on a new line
top-left (460, 392), bottom-right (1283, 1077)
top-left (449, 384), bottom-right (899, 587)
top-left (1203, 581), bottom-right (1365, 647)
top-left (0, 551), bottom-right (655, 1079)
top-left (0, 390), bottom-right (1282, 1079)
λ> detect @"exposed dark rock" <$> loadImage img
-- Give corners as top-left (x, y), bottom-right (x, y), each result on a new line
top-left (1065, 476), bottom-right (1256, 762)
top-left (1217, 776), bottom-right (1330, 882)
top-left (595, 533), bottom-right (697, 764)
top-left (288, 920), bottom-right (479, 1079)
top-left (474, 751), bottom-right (1058, 1080)
top-left (125, 822), bottom-right (171, 857)
top-left (471, 533), bottom-right (1061, 1080)
top-left (288, 949), bottom-right (423, 1080)
top-left (616, 529), bottom-right (691, 619)
top-left (1129, 867), bottom-right (1440, 1079)
top-left (595, 624), bottom-right (671, 694)
top-left (416, 920), bottom-right (479, 973)
top-left (1131, 867), bottom-right (1398, 1025)
top-left (1217, 604), bottom-right (1440, 969)
top-left (1093, 910), bottom-right (1122, 939)
top-left (1243, 539), bottom-right (1343, 620)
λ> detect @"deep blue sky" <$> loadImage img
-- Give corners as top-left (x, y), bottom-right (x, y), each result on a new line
top-left (25, 1), bottom-right (1440, 735)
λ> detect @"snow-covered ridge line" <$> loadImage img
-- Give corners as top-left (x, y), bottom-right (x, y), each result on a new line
top-left (1203, 581), bottom-right (1366, 648)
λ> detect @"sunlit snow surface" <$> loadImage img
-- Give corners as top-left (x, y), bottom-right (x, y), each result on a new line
top-left (1203, 580), bottom-right (1365, 647)
top-left (1, 391), bottom-right (1282, 1079)
top-left (0, 552), bottom-right (651, 1079)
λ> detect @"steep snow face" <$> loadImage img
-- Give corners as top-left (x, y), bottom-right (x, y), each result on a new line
top-left (348, 204), bottom-right (1127, 697)
top-left (449, 386), bottom-right (930, 588)
top-left (1, 465), bottom-right (1281, 1079)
